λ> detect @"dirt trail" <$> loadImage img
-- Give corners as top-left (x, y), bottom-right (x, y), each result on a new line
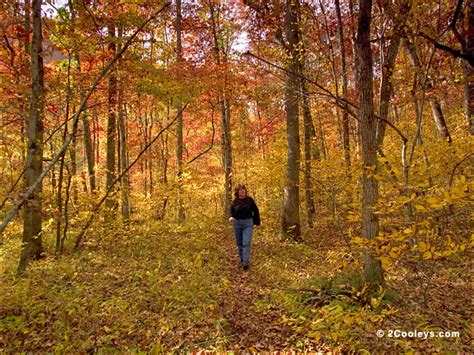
top-left (212, 228), bottom-right (290, 351)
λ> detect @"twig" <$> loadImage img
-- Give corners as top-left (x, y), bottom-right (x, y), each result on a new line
top-left (187, 105), bottom-right (216, 164)
top-left (449, 152), bottom-right (473, 188)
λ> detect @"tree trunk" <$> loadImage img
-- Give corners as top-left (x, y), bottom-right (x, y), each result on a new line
top-left (56, 58), bottom-right (73, 255)
top-left (356, 0), bottom-right (385, 287)
top-left (375, 1), bottom-right (410, 147)
top-left (281, 0), bottom-right (301, 240)
top-left (117, 28), bottom-right (130, 222)
top-left (176, 0), bottom-right (185, 222)
top-left (18, 0), bottom-right (44, 274)
top-left (464, 0), bottom-right (474, 135)
top-left (209, 1), bottom-right (233, 216)
top-left (300, 80), bottom-right (315, 228)
top-left (105, 25), bottom-right (117, 216)
top-left (335, 0), bottom-right (351, 167)
top-left (82, 106), bottom-right (95, 191)
top-left (348, 0), bottom-right (362, 156)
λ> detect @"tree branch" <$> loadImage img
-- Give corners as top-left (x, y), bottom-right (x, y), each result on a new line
top-left (418, 32), bottom-right (474, 66)
top-left (244, 51), bottom-right (408, 143)
top-left (187, 105), bottom-right (216, 164)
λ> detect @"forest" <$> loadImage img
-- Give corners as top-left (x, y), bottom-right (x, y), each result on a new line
top-left (0, 0), bottom-right (472, 352)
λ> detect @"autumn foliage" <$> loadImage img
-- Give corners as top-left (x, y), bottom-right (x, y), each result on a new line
top-left (0, 0), bottom-right (472, 352)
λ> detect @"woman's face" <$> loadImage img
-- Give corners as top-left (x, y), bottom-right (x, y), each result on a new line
top-left (238, 188), bottom-right (247, 199)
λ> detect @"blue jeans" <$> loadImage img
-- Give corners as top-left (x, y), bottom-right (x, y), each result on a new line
top-left (233, 218), bottom-right (254, 266)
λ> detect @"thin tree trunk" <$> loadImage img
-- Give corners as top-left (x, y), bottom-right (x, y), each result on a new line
top-left (80, 73), bottom-right (95, 191)
top-left (148, 111), bottom-right (154, 195)
top-left (68, 0), bottom-right (94, 196)
top-left (105, 24), bottom-right (117, 216)
top-left (176, 0), bottom-right (185, 222)
top-left (209, 1), bottom-right (233, 216)
top-left (301, 80), bottom-right (315, 228)
top-left (349, 0), bottom-right (361, 156)
top-left (70, 128), bottom-right (77, 202)
top-left (93, 105), bottom-right (100, 183)
top-left (357, 0), bottom-right (385, 287)
top-left (375, 1), bottom-right (410, 147)
top-left (281, 0), bottom-right (301, 240)
top-left (56, 58), bottom-right (72, 255)
top-left (60, 170), bottom-right (72, 253)
top-left (335, 0), bottom-right (351, 167)
top-left (117, 28), bottom-right (130, 222)
top-left (18, 0), bottom-right (44, 274)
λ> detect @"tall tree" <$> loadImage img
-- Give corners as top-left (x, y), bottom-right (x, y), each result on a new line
top-left (356, 0), bottom-right (385, 287)
top-left (209, 1), bottom-right (233, 216)
top-left (375, 1), bottom-right (411, 148)
top-left (105, 23), bottom-right (117, 216)
top-left (335, 0), bottom-right (351, 167)
top-left (281, 0), bottom-right (301, 240)
top-left (176, 0), bottom-right (185, 222)
top-left (18, 0), bottom-right (44, 274)
top-left (300, 80), bottom-right (315, 228)
top-left (117, 28), bottom-right (130, 222)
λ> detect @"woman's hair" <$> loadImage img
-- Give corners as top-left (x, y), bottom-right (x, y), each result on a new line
top-left (234, 184), bottom-right (248, 199)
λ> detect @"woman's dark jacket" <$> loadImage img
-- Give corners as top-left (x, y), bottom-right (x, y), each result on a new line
top-left (230, 197), bottom-right (260, 226)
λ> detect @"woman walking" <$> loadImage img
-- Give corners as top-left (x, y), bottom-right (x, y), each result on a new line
top-left (229, 185), bottom-right (260, 270)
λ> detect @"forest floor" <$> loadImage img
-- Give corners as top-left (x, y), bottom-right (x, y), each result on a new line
top-left (0, 212), bottom-right (472, 352)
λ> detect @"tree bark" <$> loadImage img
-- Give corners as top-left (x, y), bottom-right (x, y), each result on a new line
top-left (375, 1), bottom-right (410, 148)
top-left (356, 0), bottom-right (385, 287)
top-left (117, 28), bottom-right (130, 222)
top-left (209, 1), bottom-right (233, 217)
top-left (281, 0), bottom-right (301, 240)
top-left (18, 0), bottom-right (44, 274)
top-left (176, 0), bottom-right (185, 222)
top-left (82, 104), bottom-right (95, 191)
top-left (300, 80), bottom-right (315, 228)
top-left (335, 0), bottom-right (351, 167)
top-left (105, 25), bottom-right (117, 216)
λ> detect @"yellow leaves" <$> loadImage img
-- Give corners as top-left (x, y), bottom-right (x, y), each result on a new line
top-left (103, 325), bottom-right (112, 333)
top-left (422, 251), bottom-right (433, 260)
top-left (417, 241), bottom-right (429, 252)
top-left (194, 254), bottom-right (203, 268)
top-left (347, 213), bottom-right (361, 222)
top-left (379, 256), bottom-right (391, 268)
top-left (342, 315), bottom-right (353, 326)
top-left (388, 249), bottom-right (399, 259)
top-left (370, 297), bottom-right (381, 309)
top-left (426, 196), bottom-right (443, 208)
top-left (352, 236), bottom-right (365, 245)
top-left (414, 204), bottom-right (427, 212)
top-left (308, 330), bottom-right (322, 342)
